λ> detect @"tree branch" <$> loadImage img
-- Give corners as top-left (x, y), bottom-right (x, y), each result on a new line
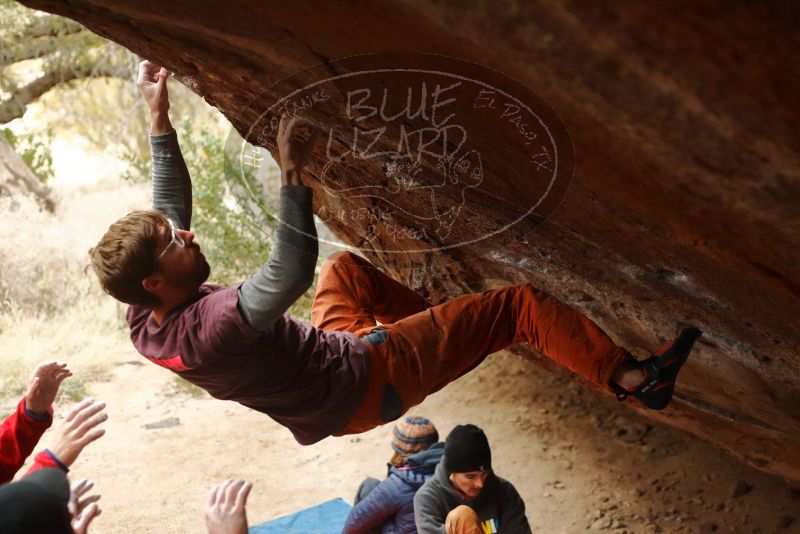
top-left (0, 60), bottom-right (132, 124)
top-left (0, 135), bottom-right (54, 211)
top-left (0, 28), bottom-right (89, 64)
top-left (16, 15), bottom-right (83, 40)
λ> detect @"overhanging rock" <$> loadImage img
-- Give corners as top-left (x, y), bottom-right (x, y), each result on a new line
top-left (18, 0), bottom-right (800, 481)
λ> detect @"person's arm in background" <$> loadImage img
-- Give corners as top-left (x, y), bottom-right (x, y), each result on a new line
top-left (413, 487), bottom-right (448, 534)
top-left (236, 114), bottom-right (319, 331)
top-left (0, 362), bottom-right (71, 483)
top-left (136, 59), bottom-right (192, 231)
top-left (24, 399), bottom-right (107, 479)
top-left (69, 478), bottom-right (102, 534)
top-left (205, 479), bottom-right (252, 534)
top-left (498, 479), bottom-right (532, 534)
top-left (0, 397), bottom-right (51, 483)
top-left (343, 477), bottom-right (402, 534)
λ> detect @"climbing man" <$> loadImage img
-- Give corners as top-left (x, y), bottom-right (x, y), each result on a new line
top-left (89, 60), bottom-right (701, 445)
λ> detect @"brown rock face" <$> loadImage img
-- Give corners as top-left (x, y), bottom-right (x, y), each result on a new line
top-left (18, 1), bottom-right (799, 481)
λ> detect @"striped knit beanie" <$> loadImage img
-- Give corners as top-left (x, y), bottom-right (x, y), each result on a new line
top-left (391, 416), bottom-right (438, 456)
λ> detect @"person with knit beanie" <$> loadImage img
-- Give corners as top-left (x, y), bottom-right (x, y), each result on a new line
top-left (344, 416), bottom-right (444, 534)
top-left (414, 424), bottom-right (531, 534)
top-left (389, 415), bottom-right (439, 468)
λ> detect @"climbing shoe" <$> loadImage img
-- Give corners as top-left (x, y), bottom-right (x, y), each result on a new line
top-left (615, 327), bottom-right (702, 410)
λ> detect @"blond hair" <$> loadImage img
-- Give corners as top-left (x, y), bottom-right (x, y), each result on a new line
top-left (389, 451), bottom-right (408, 468)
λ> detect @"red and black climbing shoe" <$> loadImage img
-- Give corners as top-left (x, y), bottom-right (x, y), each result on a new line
top-left (616, 327), bottom-right (702, 410)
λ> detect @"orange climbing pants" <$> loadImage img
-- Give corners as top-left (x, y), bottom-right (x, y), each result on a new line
top-left (311, 252), bottom-right (629, 436)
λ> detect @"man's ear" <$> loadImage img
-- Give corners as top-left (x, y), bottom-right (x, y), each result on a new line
top-left (142, 273), bottom-right (163, 294)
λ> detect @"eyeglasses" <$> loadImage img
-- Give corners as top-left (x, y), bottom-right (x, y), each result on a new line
top-left (156, 218), bottom-right (185, 260)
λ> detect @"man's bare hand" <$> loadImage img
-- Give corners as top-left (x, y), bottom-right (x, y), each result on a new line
top-left (25, 361), bottom-right (71, 415)
top-left (47, 399), bottom-right (107, 468)
top-left (69, 478), bottom-right (102, 534)
top-left (137, 60), bottom-right (172, 134)
top-left (277, 113), bottom-right (320, 186)
top-left (205, 479), bottom-right (252, 534)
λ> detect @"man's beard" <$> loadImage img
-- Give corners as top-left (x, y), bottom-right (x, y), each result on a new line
top-left (164, 255), bottom-right (211, 291)
top-left (195, 258), bottom-right (211, 286)
top-left (186, 244), bottom-right (211, 288)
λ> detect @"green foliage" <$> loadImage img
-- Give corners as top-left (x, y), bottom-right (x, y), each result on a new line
top-left (186, 121), bottom-right (276, 285)
top-left (0, 127), bottom-right (54, 182)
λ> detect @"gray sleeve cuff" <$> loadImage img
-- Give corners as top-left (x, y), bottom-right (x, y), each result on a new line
top-left (150, 129), bottom-right (177, 143)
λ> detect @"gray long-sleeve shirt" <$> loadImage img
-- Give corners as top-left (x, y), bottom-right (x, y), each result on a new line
top-left (150, 130), bottom-right (318, 330)
top-left (414, 461), bottom-right (531, 534)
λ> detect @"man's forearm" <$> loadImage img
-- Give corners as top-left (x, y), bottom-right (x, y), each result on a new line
top-left (282, 168), bottom-right (302, 187)
top-left (237, 185), bottom-right (318, 331)
top-left (150, 110), bottom-right (172, 136)
top-left (151, 129), bottom-right (193, 230)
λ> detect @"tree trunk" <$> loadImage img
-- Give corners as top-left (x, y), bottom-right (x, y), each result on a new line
top-left (0, 136), bottom-right (54, 211)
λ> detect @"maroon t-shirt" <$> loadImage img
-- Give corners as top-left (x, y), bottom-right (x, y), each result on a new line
top-left (127, 284), bottom-right (370, 445)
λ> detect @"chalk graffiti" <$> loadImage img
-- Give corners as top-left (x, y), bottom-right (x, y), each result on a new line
top-left (226, 54), bottom-right (573, 256)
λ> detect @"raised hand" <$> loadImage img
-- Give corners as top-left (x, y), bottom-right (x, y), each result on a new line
top-left (69, 479), bottom-right (102, 534)
top-left (25, 361), bottom-right (72, 415)
top-left (47, 399), bottom-right (107, 468)
top-left (136, 59), bottom-right (171, 114)
top-left (277, 113), bottom-right (321, 185)
top-left (205, 479), bottom-right (252, 534)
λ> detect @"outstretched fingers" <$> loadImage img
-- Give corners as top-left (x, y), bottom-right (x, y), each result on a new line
top-left (54, 365), bottom-right (73, 380)
top-left (79, 425), bottom-right (107, 449)
top-left (208, 478), bottom-right (251, 510)
top-left (69, 478), bottom-right (102, 534)
top-left (223, 479), bottom-right (244, 507)
top-left (234, 481), bottom-right (252, 510)
top-left (70, 400), bottom-right (107, 429)
top-left (29, 360), bottom-right (69, 386)
top-left (209, 479), bottom-right (233, 508)
top-left (206, 482), bottom-right (221, 508)
top-left (33, 360), bottom-right (59, 375)
top-left (69, 479), bottom-right (100, 516)
top-left (205, 479), bottom-right (252, 534)
top-left (72, 502), bottom-right (101, 534)
top-left (64, 397), bottom-right (95, 423)
top-left (77, 493), bottom-right (102, 510)
top-left (71, 479), bottom-right (94, 499)
top-left (62, 399), bottom-right (108, 446)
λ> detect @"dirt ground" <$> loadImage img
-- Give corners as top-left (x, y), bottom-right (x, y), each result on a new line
top-left (15, 347), bottom-right (797, 533)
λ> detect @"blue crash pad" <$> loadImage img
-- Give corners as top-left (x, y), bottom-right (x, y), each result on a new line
top-left (249, 498), bottom-right (352, 534)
